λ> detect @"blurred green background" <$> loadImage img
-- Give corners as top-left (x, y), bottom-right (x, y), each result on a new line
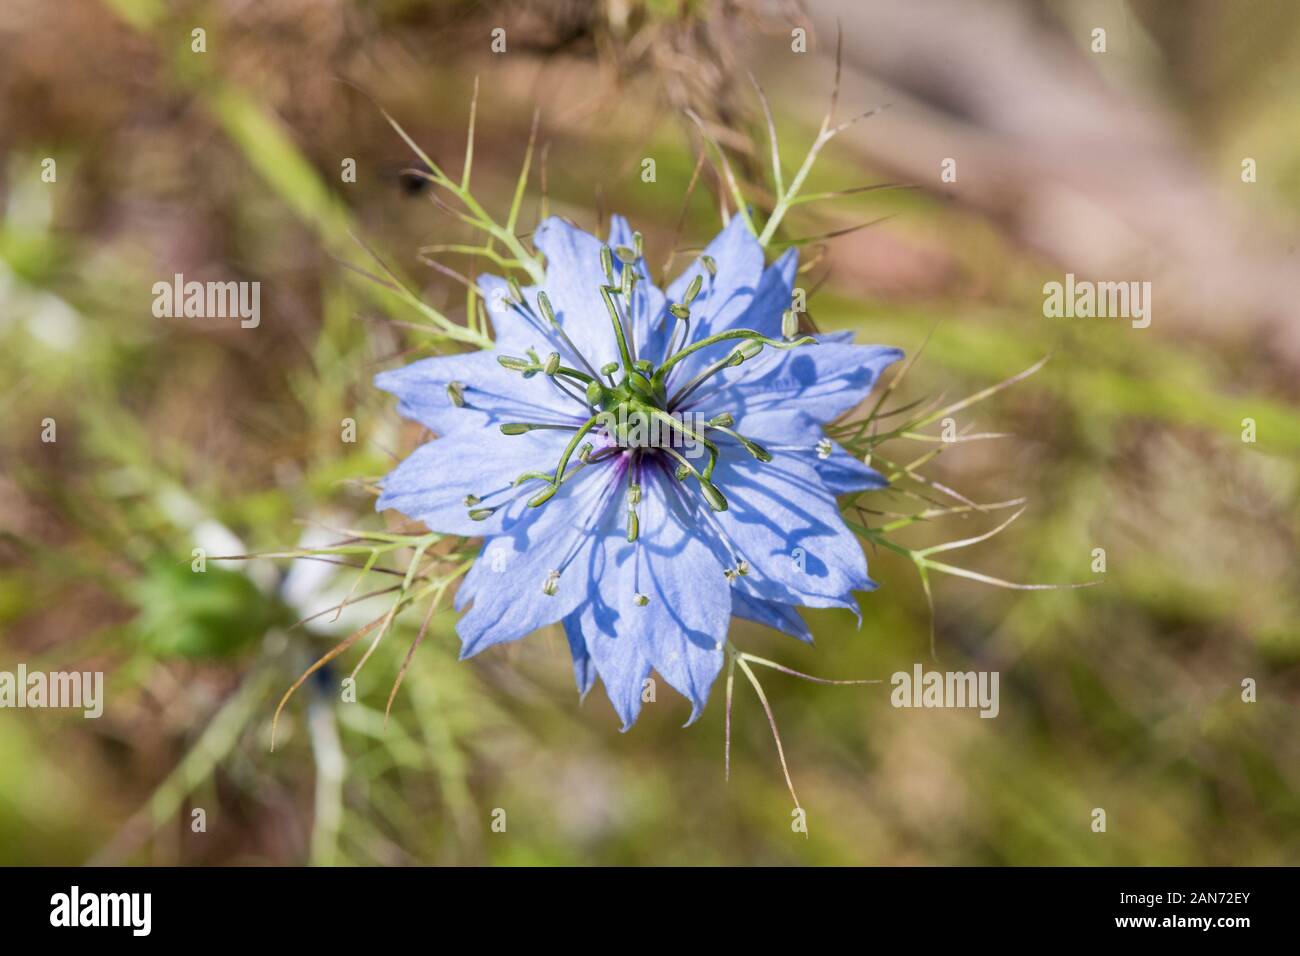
top-left (0, 0), bottom-right (1297, 865)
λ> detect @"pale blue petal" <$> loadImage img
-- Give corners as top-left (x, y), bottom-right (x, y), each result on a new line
top-left (532, 217), bottom-right (624, 370)
top-left (617, 462), bottom-right (728, 723)
top-left (606, 214), bottom-right (636, 250)
top-left (565, 598), bottom-right (653, 731)
top-left (814, 445), bottom-right (888, 495)
top-left (563, 617), bottom-right (597, 697)
top-left (820, 330), bottom-right (857, 344)
top-left (477, 274), bottom-right (547, 352)
top-left (374, 348), bottom-right (579, 435)
top-left (556, 459), bottom-right (729, 729)
top-left (731, 408), bottom-right (889, 495)
top-left (745, 247), bottom-right (798, 340)
top-left (480, 215), bottom-right (657, 374)
top-left (701, 440), bottom-right (875, 610)
top-left (731, 591), bottom-right (813, 643)
top-left (681, 340), bottom-right (904, 424)
top-left (455, 457), bottom-right (625, 656)
top-left (375, 428), bottom-right (575, 536)
top-left (657, 217), bottom-right (764, 380)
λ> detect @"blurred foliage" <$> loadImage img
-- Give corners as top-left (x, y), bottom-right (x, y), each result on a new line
top-left (130, 562), bottom-right (292, 659)
top-left (0, 0), bottom-right (1296, 865)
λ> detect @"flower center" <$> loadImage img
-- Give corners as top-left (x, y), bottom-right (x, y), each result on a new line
top-left (469, 240), bottom-right (817, 521)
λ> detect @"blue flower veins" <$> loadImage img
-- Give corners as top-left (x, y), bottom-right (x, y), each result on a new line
top-left (375, 215), bottom-right (903, 729)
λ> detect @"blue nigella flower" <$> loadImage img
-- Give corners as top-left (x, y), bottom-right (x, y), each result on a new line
top-left (374, 215), bottom-right (903, 729)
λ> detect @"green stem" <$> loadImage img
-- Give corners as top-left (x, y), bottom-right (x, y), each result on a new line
top-left (654, 330), bottom-right (815, 386)
top-left (661, 447), bottom-right (728, 512)
top-left (542, 413), bottom-right (604, 491)
top-left (642, 406), bottom-right (720, 480)
top-left (599, 285), bottom-right (635, 374)
top-left (668, 351), bottom-right (743, 409)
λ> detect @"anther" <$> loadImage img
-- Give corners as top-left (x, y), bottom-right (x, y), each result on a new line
top-left (529, 484), bottom-right (559, 507)
top-left (600, 245), bottom-right (615, 284)
top-left (521, 348), bottom-right (543, 378)
top-left (468, 508), bottom-right (496, 521)
top-left (735, 435), bottom-right (772, 462)
top-left (544, 352), bottom-right (561, 376)
top-left (633, 232), bottom-right (644, 257)
top-left (709, 419), bottom-right (771, 462)
top-left (684, 274), bottom-right (703, 305)
top-left (701, 254), bottom-right (717, 276)
top-left (627, 483), bottom-right (642, 506)
top-left (669, 303), bottom-right (690, 321)
top-left (542, 570), bottom-right (560, 596)
top-left (781, 309), bottom-right (798, 340)
top-left (700, 480), bottom-right (729, 513)
top-left (507, 277), bottom-right (524, 304)
top-left (463, 494), bottom-right (481, 506)
top-left (446, 381), bottom-right (465, 407)
top-left (600, 361), bottom-right (620, 378)
top-left (816, 437), bottom-right (833, 460)
top-left (633, 592), bottom-right (649, 607)
top-left (536, 291), bottom-right (557, 325)
top-left (497, 354), bottom-right (533, 372)
top-left (614, 245), bottom-right (637, 264)
top-left (736, 559), bottom-right (750, 576)
top-left (723, 339), bottom-right (764, 369)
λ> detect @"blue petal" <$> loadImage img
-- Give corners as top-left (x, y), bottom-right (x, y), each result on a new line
top-left (732, 408), bottom-right (889, 495)
top-left (455, 457), bottom-right (624, 657)
top-left (698, 440), bottom-right (875, 611)
top-left (746, 248), bottom-right (799, 340)
top-left (606, 214), bottom-right (636, 249)
top-left (563, 619), bottom-right (597, 697)
top-left (477, 274), bottom-right (556, 353)
top-left (731, 591), bottom-right (813, 643)
top-left (375, 427), bottom-right (576, 536)
top-left (682, 339), bottom-right (904, 424)
top-left (564, 599), bottom-right (653, 731)
top-left (815, 445), bottom-right (889, 495)
top-left (478, 219), bottom-right (670, 374)
top-left (560, 524), bottom-right (656, 730)
top-left (531, 217), bottom-right (627, 371)
top-left (657, 217), bottom-right (764, 379)
top-left (556, 461), bottom-right (730, 729)
top-left (819, 330), bottom-right (857, 344)
top-left (616, 462), bottom-right (728, 723)
top-left (374, 348), bottom-right (579, 436)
